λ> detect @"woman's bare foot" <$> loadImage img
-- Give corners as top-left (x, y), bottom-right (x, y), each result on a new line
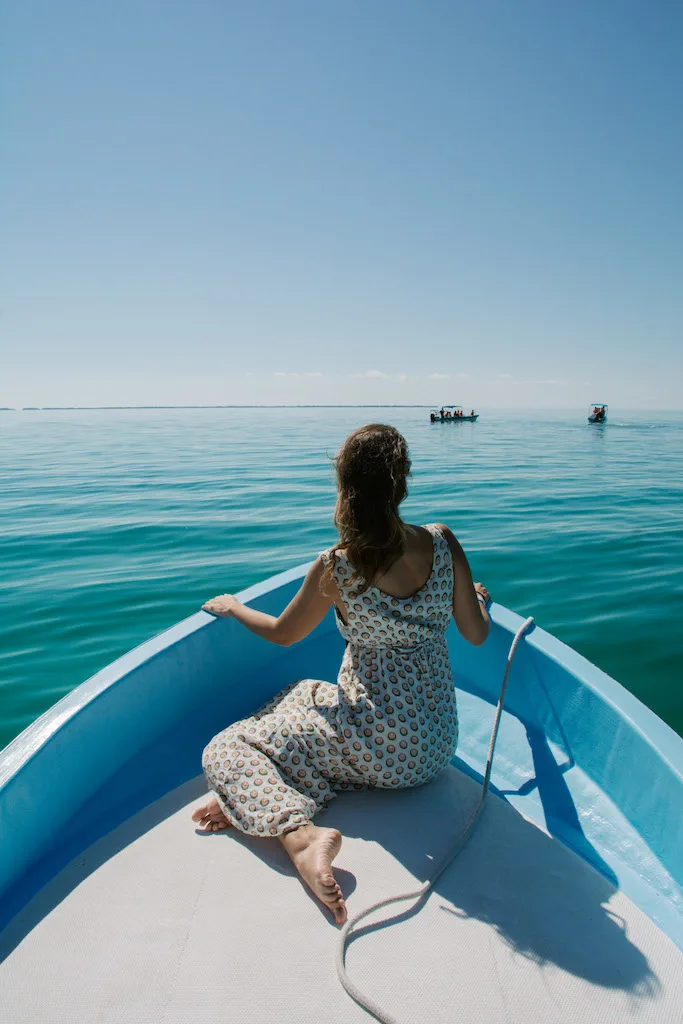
top-left (280, 824), bottom-right (346, 925)
top-left (192, 796), bottom-right (232, 832)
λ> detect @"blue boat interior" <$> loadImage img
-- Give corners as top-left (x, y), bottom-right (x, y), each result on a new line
top-left (1, 563), bottom-right (681, 1021)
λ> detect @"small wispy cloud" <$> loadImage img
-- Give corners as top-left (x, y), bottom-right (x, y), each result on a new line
top-left (351, 370), bottom-right (409, 380)
top-left (428, 373), bottom-right (450, 379)
top-left (274, 371), bottom-right (324, 378)
top-left (497, 373), bottom-right (514, 380)
top-left (527, 379), bottom-right (560, 385)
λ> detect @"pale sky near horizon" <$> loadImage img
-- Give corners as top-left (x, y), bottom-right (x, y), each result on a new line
top-left (2, 1), bottom-right (682, 409)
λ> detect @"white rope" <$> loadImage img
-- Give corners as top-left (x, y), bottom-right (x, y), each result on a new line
top-left (336, 615), bottom-right (536, 1024)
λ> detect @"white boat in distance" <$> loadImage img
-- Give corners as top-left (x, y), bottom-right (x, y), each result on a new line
top-left (588, 403), bottom-right (608, 423)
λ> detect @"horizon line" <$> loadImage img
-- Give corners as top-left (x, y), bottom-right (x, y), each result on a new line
top-left (1, 404), bottom-right (678, 412)
top-left (0, 403), bottom-right (634, 413)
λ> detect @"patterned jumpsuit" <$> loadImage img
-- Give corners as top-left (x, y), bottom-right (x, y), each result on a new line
top-left (201, 524), bottom-right (459, 837)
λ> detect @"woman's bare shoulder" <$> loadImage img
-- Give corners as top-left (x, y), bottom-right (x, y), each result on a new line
top-left (403, 523), bottom-right (437, 556)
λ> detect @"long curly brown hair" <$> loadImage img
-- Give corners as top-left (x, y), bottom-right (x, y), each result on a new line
top-left (327, 424), bottom-right (411, 592)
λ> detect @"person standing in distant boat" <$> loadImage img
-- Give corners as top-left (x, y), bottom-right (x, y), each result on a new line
top-left (193, 424), bottom-right (491, 925)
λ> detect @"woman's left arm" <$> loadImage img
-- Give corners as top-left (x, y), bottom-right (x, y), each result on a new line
top-left (202, 556), bottom-right (334, 646)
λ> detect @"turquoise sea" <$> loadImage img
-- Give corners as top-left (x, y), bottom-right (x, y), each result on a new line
top-left (1, 407), bottom-right (682, 751)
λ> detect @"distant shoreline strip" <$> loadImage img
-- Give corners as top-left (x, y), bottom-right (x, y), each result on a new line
top-left (5, 405), bottom-right (435, 411)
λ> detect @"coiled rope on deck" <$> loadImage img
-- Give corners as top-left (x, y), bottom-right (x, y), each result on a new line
top-left (336, 615), bottom-right (536, 1024)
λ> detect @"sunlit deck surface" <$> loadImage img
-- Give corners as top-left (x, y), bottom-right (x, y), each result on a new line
top-left (2, 762), bottom-right (681, 1024)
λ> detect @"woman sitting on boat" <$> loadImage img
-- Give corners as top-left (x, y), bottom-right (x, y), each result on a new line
top-left (193, 424), bottom-right (491, 925)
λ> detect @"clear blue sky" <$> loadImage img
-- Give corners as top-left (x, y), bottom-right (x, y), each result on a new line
top-left (3, 1), bottom-right (682, 408)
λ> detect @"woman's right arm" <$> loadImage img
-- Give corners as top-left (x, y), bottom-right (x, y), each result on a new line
top-left (436, 524), bottom-right (490, 646)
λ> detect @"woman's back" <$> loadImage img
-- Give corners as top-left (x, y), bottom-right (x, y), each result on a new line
top-left (367, 524), bottom-right (438, 599)
top-left (322, 524), bottom-right (454, 650)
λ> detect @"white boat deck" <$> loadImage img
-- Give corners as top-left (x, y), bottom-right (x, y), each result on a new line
top-left (1, 765), bottom-right (681, 1023)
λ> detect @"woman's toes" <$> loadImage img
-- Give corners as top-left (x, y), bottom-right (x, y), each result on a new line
top-left (192, 798), bottom-right (231, 831)
top-left (322, 884), bottom-right (345, 913)
top-left (330, 899), bottom-right (347, 924)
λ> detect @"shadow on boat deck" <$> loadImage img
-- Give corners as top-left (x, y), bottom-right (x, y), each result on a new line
top-left (327, 769), bottom-right (660, 999)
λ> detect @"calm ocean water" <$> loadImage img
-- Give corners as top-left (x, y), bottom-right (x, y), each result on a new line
top-left (1, 406), bottom-right (682, 750)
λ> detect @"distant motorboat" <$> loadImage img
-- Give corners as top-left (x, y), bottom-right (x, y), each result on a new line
top-left (430, 405), bottom-right (479, 422)
top-left (588, 403), bottom-right (608, 423)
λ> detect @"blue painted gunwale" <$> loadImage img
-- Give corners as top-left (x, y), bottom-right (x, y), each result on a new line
top-left (1, 562), bottom-right (681, 948)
